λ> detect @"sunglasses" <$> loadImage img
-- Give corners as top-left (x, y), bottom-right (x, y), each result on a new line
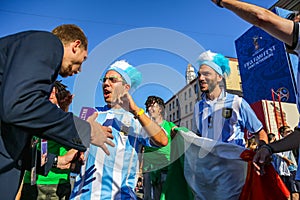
top-left (100, 76), bottom-right (124, 83)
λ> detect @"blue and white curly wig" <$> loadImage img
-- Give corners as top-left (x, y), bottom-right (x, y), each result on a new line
top-left (105, 60), bottom-right (142, 90)
top-left (197, 50), bottom-right (230, 77)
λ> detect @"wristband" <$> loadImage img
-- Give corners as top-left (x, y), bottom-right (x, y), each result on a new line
top-left (134, 108), bottom-right (144, 119)
top-left (52, 156), bottom-right (58, 168)
top-left (260, 144), bottom-right (273, 154)
top-left (216, 0), bottom-right (223, 8)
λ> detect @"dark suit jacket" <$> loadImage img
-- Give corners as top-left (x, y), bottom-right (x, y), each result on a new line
top-left (0, 31), bottom-right (90, 174)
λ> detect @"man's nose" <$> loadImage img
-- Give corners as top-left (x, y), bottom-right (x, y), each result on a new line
top-left (198, 74), bottom-right (204, 81)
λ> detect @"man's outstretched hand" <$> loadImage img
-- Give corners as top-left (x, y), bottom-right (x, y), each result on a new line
top-left (252, 146), bottom-right (272, 175)
top-left (87, 112), bottom-right (115, 155)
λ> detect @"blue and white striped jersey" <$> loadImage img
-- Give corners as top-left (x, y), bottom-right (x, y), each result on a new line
top-left (192, 91), bottom-right (263, 147)
top-left (70, 105), bottom-right (152, 200)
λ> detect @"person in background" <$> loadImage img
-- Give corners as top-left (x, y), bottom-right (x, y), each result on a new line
top-left (135, 177), bottom-right (144, 200)
top-left (21, 81), bottom-right (81, 200)
top-left (268, 133), bottom-right (277, 144)
top-left (70, 60), bottom-right (168, 200)
top-left (143, 95), bottom-right (176, 200)
top-left (0, 24), bottom-right (114, 199)
top-left (246, 135), bottom-right (258, 151)
top-left (267, 133), bottom-right (278, 170)
top-left (210, 0), bottom-right (300, 177)
top-left (277, 126), bottom-right (300, 200)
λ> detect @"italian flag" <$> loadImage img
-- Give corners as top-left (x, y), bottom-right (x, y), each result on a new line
top-left (161, 130), bottom-right (289, 200)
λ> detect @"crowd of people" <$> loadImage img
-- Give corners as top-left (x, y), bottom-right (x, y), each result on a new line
top-left (1, 0), bottom-right (300, 199)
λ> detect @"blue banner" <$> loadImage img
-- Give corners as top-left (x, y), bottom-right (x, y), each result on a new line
top-left (235, 9), bottom-right (296, 104)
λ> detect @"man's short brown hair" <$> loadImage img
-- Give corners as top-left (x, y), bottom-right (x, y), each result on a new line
top-left (52, 24), bottom-right (88, 50)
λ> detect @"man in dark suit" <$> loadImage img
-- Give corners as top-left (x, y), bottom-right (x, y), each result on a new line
top-left (0, 24), bottom-right (115, 199)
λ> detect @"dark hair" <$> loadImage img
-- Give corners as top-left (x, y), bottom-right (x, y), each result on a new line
top-left (145, 96), bottom-right (165, 114)
top-left (278, 125), bottom-right (291, 134)
top-left (52, 24), bottom-right (88, 50)
top-left (54, 80), bottom-right (73, 111)
top-left (246, 137), bottom-right (257, 149)
top-left (268, 133), bottom-right (276, 142)
top-left (138, 177), bottom-right (142, 182)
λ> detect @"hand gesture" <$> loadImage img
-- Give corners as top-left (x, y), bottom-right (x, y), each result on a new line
top-left (252, 146), bottom-right (272, 175)
top-left (57, 149), bottom-right (79, 169)
top-left (283, 157), bottom-right (294, 166)
top-left (117, 92), bottom-right (139, 114)
top-left (87, 112), bottom-right (115, 155)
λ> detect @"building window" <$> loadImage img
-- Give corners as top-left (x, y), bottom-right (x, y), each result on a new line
top-left (185, 105), bottom-right (188, 114)
top-left (190, 102), bottom-right (193, 112)
top-left (169, 114), bottom-right (172, 121)
top-left (194, 83), bottom-right (198, 94)
top-left (189, 88), bottom-right (192, 97)
top-left (169, 104), bottom-right (171, 111)
top-left (173, 113), bottom-right (175, 121)
top-left (184, 92), bottom-right (187, 100)
top-left (172, 101), bottom-right (175, 109)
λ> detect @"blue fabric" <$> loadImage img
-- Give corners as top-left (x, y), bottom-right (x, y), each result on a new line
top-left (70, 106), bottom-right (152, 200)
top-left (199, 60), bottom-right (223, 76)
top-left (192, 91), bottom-right (263, 147)
top-left (107, 66), bottom-right (132, 86)
top-left (114, 186), bottom-right (137, 200)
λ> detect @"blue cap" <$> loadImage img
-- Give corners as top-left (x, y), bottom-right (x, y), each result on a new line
top-left (105, 60), bottom-right (142, 90)
top-left (197, 50), bottom-right (230, 77)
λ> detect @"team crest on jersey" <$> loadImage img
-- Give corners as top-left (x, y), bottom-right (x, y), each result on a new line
top-left (120, 125), bottom-right (130, 136)
top-left (222, 108), bottom-right (232, 119)
top-left (120, 115), bottom-right (132, 136)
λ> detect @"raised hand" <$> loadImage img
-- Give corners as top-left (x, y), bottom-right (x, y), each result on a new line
top-left (117, 92), bottom-right (139, 114)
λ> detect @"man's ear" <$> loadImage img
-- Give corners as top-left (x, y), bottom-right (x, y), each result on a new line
top-left (72, 40), bottom-right (81, 53)
top-left (217, 74), bottom-right (223, 83)
top-left (124, 84), bottom-right (130, 91)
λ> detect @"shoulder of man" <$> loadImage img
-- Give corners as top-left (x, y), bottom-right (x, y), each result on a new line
top-left (162, 120), bottom-right (176, 129)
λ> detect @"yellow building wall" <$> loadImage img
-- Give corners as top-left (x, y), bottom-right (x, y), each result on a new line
top-left (225, 58), bottom-right (242, 92)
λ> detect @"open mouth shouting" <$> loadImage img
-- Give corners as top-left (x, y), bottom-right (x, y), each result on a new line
top-left (103, 88), bottom-right (112, 100)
